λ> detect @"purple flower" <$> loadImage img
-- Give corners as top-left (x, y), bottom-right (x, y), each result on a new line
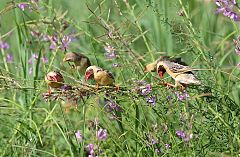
top-left (52, 35), bottom-right (58, 42)
top-left (61, 35), bottom-right (72, 50)
top-left (41, 35), bottom-right (49, 41)
top-left (215, 0), bottom-right (240, 21)
top-left (105, 52), bottom-right (117, 59)
top-left (104, 43), bottom-right (117, 59)
top-left (30, 31), bottom-right (41, 37)
top-left (175, 91), bottom-right (189, 101)
top-left (28, 54), bottom-right (39, 65)
top-left (29, 67), bottom-right (33, 74)
top-left (0, 40), bottom-right (10, 50)
top-left (32, 53), bottom-right (38, 59)
top-left (60, 84), bottom-right (72, 90)
top-left (140, 84), bottom-right (152, 95)
top-left (17, 3), bottom-right (29, 11)
top-left (184, 133), bottom-right (193, 142)
top-left (48, 35), bottom-right (58, 50)
top-left (167, 96), bottom-right (172, 101)
top-left (155, 148), bottom-right (161, 155)
top-left (75, 130), bottom-right (83, 142)
top-left (165, 143), bottom-right (171, 149)
top-left (235, 47), bottom-right (240, 55)
top-left (104, 43), bottom-right (115, 53)
top-left (28, 58), bottom-right (33, 65)
top-left (42, 57), bottom-right (48, 64)
top-left (148, 134), bottom-right (158, 145)
top-left (6, 54), bottom-right (13, 63)
top-left (97, 128), bottom-right (108, 141)
top-left (176, 130), bottom-right (193, 142)
top-left (104, 100), bottom-right (122, 112)
top-left (176, 130), bottom-right (186, 139)
top-left (146, 95), bottom-right (156, 106)
top-left (50, 41), bottom-right (57, 50)
top-left (86, 144), bottom-right (95, 156)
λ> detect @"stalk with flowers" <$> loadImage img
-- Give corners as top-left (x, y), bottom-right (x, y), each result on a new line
top-left (0, 0), bottom-right (240, 156)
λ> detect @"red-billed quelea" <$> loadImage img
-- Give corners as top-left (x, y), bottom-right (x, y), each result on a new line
top-left (63, 52), bottom-right (91, 73)
top-left (45, 71), bottom-right (64, 94)
top-left (45, 71), bottom-right (64, 89)
top-left (85, 65), bottom-right (117, 90)
top-left (156, 60), bottom-right (201, 90)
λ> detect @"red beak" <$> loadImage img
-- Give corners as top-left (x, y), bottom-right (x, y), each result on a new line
top-left (144, 68), bottom-right (147, 73)
top-left (85, 72), bottom-right (92, 81)
top-left (85, 74), bottom-right (89, 81)
top-left (158, 71), bottom-right (164, 78)
top-left (50, 76), bottom-right (57, 81)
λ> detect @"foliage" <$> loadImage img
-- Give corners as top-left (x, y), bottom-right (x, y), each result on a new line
top-left (0, 0), bottom-right (240, 156)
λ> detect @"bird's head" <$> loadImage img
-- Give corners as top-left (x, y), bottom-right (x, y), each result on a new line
top-left (63, 52), bottom-right (79, 62)
top-left (45, 71), bottom-right (64, 82)
top-left (144, 62), bottom-right (157, 72)
top-left (85, 66), bottom-right (102, 81)
top-left (157, 66), bottom-right (166, 78)
top-left (45, 71), bottom-right (64, 88)
top-left (156, 62), bottom-right (166, 78)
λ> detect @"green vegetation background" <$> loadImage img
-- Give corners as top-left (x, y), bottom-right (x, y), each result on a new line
top-left (0, 0), bottom-right (240, 156)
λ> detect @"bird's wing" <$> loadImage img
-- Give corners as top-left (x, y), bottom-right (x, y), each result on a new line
top-left (175, 73), bottom-right (201, 85)
top-left (164, 61), bottom-right (193, 74)
top-left (105, 70), bottom-right (114, 80)
top-left (156, 56), bottom-right (182, 63)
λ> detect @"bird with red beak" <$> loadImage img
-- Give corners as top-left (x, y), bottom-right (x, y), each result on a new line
top-left (85, 65), bottom-right (115, 89)
top-left (45, 71), bottom-right (64, 88)
top-left (156, 60), bottom-right (201, 90)
top-left (45, 71), bottom-right (64, 94)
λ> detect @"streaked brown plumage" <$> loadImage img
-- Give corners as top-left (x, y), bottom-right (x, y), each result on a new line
top-left (156, 60), bottom-right (201, 89)
top-left (85, 66), bottom-right (114, 88)
top-left (144, 56), bottom-right (182, 73)
top-left (63, 52), bottom-right (91, 73)
top-left (45, 71), bottom-right (64, 88)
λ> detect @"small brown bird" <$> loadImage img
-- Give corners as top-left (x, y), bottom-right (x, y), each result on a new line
top-left (45, 71), bottom-right (64, 89)
top-left (85, 65), bottom-right (115, 89)
top-left (156, 60), bottom-right (201, 89)
top-left (63, 52), bottom-right (91, 73)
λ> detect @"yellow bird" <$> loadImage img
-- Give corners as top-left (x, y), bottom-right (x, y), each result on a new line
top-left (63, 52), bottom-right (91, 73)
top-left (85, 65), bottom-right (115, 89)
top-left (156, 60), bottom-right (201, 89)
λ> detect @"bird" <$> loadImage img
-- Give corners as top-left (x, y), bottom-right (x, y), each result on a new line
top-left (63, 52), bottom-right (91, 73)
top-left (45, 71), bottom-right (64, 88)
top-left (85, 65), bottom-right (115, 90)
top-left (45, 71), bottom-right (78, 112)
top-left (156, 60), bottom-right (201, 90)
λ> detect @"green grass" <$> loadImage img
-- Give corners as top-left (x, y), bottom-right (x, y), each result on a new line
top-left (0, 0), bottom-right (240, 156)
